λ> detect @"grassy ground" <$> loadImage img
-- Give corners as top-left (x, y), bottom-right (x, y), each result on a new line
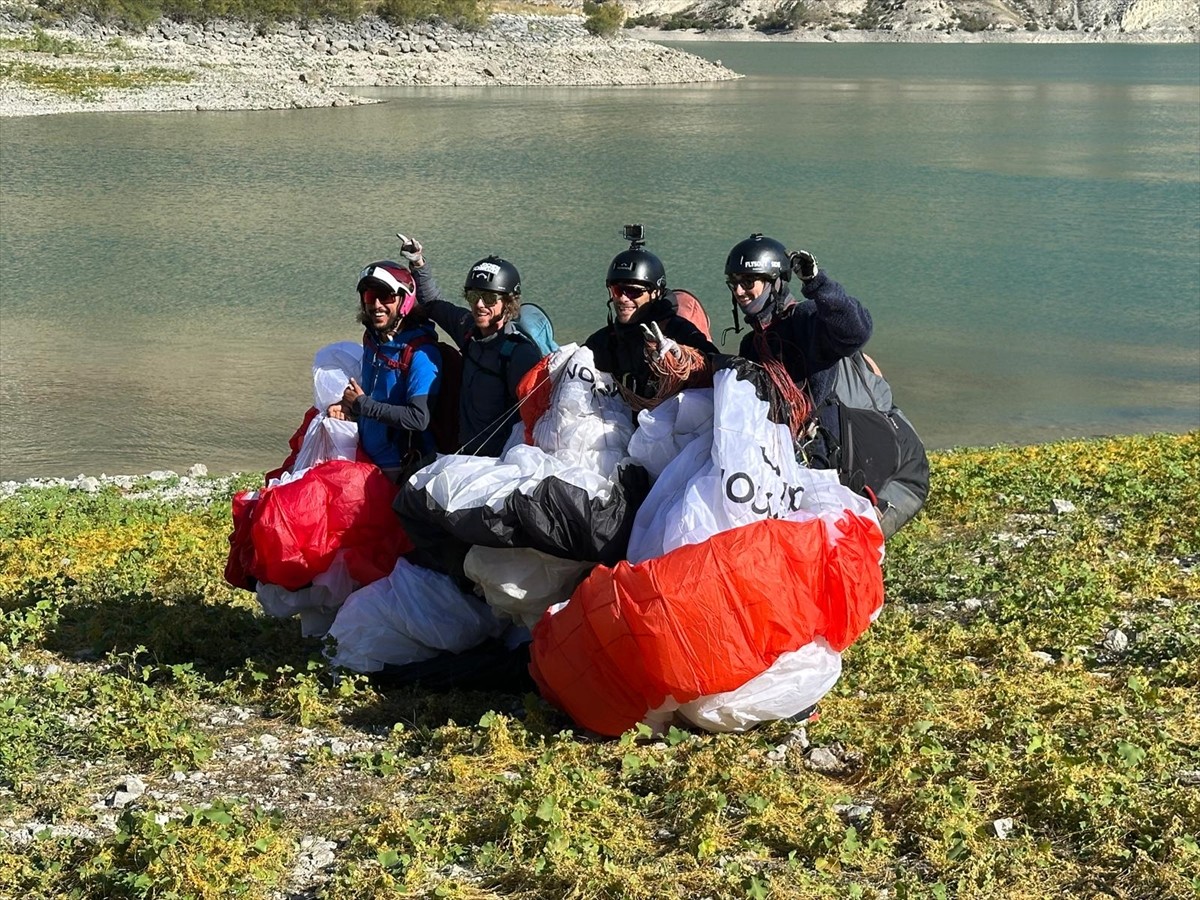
top-left (1, 432), bottom-right (1197, 899)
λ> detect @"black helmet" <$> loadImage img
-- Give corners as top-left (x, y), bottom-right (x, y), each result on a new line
top-left (725, 234), bottom-right (791, 282)
top-left (606, 248), bottom-right (666, 291)
top-left (464, 256), bottom-right (521, 295)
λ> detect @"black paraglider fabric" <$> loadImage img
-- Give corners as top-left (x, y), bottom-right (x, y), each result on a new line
top-left (508, 464), bottom-right (650, 567)
top-left (394, 464), bottom-right (651, 570)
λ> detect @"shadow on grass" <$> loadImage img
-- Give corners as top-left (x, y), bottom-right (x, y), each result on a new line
top-left (333, 641), bottom-right (587, 741)
top-left (43, 588), bottom-right (323, 682)
top-left (39, 583), bottom-right (587, 740)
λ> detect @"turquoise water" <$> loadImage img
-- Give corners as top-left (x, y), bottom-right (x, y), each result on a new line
top-left (1, 43), bottom-right (1197, 478)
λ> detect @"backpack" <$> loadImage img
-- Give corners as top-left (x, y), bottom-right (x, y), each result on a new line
top-left (827, 351), bottom-right (929, 538)
top-left (670, 289), bottom-right (713, 342)
top-left (371, 333), bottom-right (464, 455)
top-left (512, 303), bottom-right (558, 357)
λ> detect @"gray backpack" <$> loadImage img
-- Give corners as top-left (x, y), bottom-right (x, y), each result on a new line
top-left (829, 352), bottom-right (929, 538)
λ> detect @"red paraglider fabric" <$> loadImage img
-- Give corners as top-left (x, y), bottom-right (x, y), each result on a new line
top-left (227, 460), bottom-right (413, 592)
top-left (530, 512), bottom-right (883, 737)
top-left (516, 356), bottom-right (554, 445)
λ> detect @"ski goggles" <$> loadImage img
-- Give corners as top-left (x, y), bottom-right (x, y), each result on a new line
top-left (465, 289), bottom-right (506, 307)
top-left (608, 283), bottom-right (649, 301)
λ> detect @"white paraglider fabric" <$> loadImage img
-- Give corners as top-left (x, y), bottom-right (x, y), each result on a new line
top-left (627, 367), bottom-right (879, 565)
top-left (256, 551), bottom-right (358, 637)
top-left (526, 345), bottom-right (634, 478)
top-left (463, 546), bottom-right (594, 629)
top-left (667, 639), bottom-right (842, 733)
top-left (327, 558), bottom-right (506, 673)
top-left (313, 342), bottom-right (362, 409)
top-left (291, 343), bottom-right (361, 472)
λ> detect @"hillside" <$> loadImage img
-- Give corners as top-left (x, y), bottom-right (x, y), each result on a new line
top-left (619, 0), bottom-right (1199, 35)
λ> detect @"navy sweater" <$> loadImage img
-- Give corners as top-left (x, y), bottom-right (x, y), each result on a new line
top-left (737, 272), bottom-right (873, 466)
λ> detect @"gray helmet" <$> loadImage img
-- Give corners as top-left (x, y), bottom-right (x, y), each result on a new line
top-left (725, 234), bottom-right (791, 282)
top-left (606, 247), bottom-right (666, 291)
top-left (465, 256), bottom-right (521, 295)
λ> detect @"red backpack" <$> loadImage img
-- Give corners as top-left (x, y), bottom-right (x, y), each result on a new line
top-left (365, 332), bottom-right (463, 454)
top-left (671, 289), bottom-right (713, 342)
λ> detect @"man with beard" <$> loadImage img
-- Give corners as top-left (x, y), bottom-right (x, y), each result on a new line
top-left (584, 228), bottom-right (717, 399)
top-left (327, 260), bottom-right (442, 482)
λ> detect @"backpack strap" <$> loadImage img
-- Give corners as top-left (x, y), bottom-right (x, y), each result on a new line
top-left (468, 330), bottom-right (531, 390)
top-left (364, 330), bottom-right (434, 373)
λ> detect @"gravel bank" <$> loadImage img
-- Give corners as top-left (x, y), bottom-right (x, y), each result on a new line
top-left (0, 11), bottom-right (739, 118)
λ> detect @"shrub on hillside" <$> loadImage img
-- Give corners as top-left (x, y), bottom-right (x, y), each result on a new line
top-left (378, 0), bottom-right (491, 29)
top-left (583, 0), bottom-right (624, 36)
top-left (752, 0), bottom-right (813, 33)
top-left (956, 11), bottom-right (992, 32)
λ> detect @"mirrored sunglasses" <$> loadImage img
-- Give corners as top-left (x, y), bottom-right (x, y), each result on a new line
top-left (466, 289), bottom-right (505, 307)
top-left (609, 283), bottom-right (648, 301)
top-left (360, 286), bottom-right (403, 305)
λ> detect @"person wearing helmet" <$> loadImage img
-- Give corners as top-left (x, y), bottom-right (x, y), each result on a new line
top-left (395, 234), bottom-right (543, 458)
top-left (327, 260), bottom-right (442, 480)
top-left (725, 234), bottom-right (873, 469)
top-left (584, 229), bottom-right (717, 397)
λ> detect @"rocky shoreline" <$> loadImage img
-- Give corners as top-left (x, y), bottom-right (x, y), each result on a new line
top-left (0, 10), bottom-right (739, 118)
top-left (2, 3), bottom-right (1194, 118)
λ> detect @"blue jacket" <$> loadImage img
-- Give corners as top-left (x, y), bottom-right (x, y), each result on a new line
top-left (354, 322), bottom-right (442, 468)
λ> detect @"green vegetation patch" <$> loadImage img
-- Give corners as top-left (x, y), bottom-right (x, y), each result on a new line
top-left (1, 434), bottom-right (1198, 898)
top-left (582, 0), bottom-right (624, 37)
top-left (0, 27), bottom-right (84, 54)
top-left (0, 60), bottom-right (192, 99)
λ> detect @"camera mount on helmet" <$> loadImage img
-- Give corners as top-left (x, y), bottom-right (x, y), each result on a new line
top-left (621, 223), bottom-right (646, 249)
top-left (607, 224), bottom-right (665, 292)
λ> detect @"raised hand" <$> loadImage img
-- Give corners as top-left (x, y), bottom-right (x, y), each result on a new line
top-left (640, 321), bottom-right (681, 361)
top-left (788, 249), bottom-right (818, 282)
top-left (395, 233), bottom-right (424, 267)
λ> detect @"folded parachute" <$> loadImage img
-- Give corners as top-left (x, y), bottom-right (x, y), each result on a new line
top-left (530, 360), bottom-right (886, 735)
top-left (396, 345), bottom-right (648, 571)
top-left (327, 557), bottom-right (507, 673)
top-left (224, 342), bottom-right (413, 633)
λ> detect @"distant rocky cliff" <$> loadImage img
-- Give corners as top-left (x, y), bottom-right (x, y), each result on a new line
top-left (621, 0), bottom-right (1199, 34)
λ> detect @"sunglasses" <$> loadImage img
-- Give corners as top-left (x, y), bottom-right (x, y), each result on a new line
top-left (466, 289), bottom-right (506, 307)
top-left (360, 287), bottom-right (403, 305)
top-left (609, 283), bottom-right (648, 301)
top-left (726, 275), bottom-right (765, 291)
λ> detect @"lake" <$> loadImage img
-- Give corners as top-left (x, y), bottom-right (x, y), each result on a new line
top-left (1, 42), bottom-right (1197, 479)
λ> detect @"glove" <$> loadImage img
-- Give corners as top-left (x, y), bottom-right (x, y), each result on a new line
top-left (640, 321), bottom-right (681, 362)
top-left (789, 249), bottom-right (818, 282)
top-left (395, 233), bottom-right (424, 267)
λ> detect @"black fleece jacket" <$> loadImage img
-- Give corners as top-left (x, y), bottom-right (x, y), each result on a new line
top-left (584, 290), bottom-right (718, 396)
